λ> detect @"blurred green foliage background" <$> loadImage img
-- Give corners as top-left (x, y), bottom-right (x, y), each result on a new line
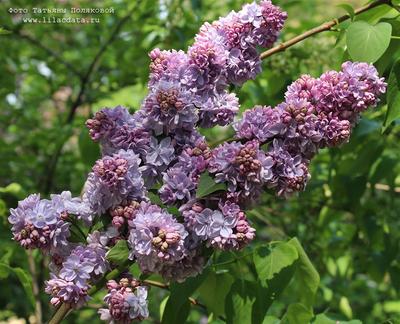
top-left (1, 0), bottom-right (400, 323)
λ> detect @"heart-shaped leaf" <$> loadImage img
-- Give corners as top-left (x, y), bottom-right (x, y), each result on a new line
top-left (346, 21), bottom-right (392, 63)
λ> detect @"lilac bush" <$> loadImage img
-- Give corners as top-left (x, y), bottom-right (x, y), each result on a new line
top-left (6, 1), bottom-right (387, 323)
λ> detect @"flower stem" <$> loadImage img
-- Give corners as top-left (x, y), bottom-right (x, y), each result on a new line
top-left (260, 0), bottom-right (393, 60)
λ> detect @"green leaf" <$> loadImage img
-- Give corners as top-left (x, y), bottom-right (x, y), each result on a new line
top-left (13, 268), bottom-right (35, 311)
top-left (0, 262), bottom-right (10, 279)
top-left (281, 303), bottom-right (313, 324)
top-left (196, 171), bottom-right (227, 198)
top-left (312, 313), bottom-right (362, 324)
top-left (78, 128), bottom-right (100, 166)
top-left (162, 270), bottom-right (208, 324)
top-left (383, 60), bottom-right (400, 130)
top-left (0, 263), bottom-right (35, 310)
top-left (0, 183), bottom-right (24, 198)
top-left (225, 280), bottom-right (257, 324)
top-left (287, 238), bottom-right (320, 309)
top-left (262, 316), bottom-right (280, 324)
top-left (337, 4), bottom-right (355, 21)
top-left (198, 271), bottom-right (234, 317)
top-left (346, 21), bottom-right (392, 63)
top-left (0, 27), bottom-right (11, 35)
top-left (253, 242), bottom-right (298, 282)
top-left (252, 265), bottom-right (298, 324)
top-left (106, 240), bottom-right (130, 265)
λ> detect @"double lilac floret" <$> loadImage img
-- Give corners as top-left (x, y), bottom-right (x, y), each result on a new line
top-left (83, 149), bottom-right (145, 215)
top-left (45, 242), bottom-right (108, 307)
top-left (86, 106), bottom-right (150, 157)
top-left (208, 140), bottom-right (274, 203)
top-left (128, 202), bottom-right (188, 273)
top-left (182, 200), bottom-right (255, 250)
top-left (8, 192), bottom-right (86, 251)
top-left (99, 278), bottom-right (149, 324)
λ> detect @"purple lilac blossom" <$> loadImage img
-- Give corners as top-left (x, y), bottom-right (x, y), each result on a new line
top-left (198, 91), bottom-right (240, 128)
top-left (8, 192), bottom-right (88, 251)
top-left (142, 80), bottom-right (199, 135)
top-left (264, 139), bottom-right (310, 197)
top-left (148, 48), bottom-right (189, 86)
top-left (234, 105), bottom-right (285, 142)
top-left (82, 149), bottom-right (145, 215)
top-left (208, 140), bottom-right (274, 202)
top-left (59, 244), bottom-right (108, 288)
top-left (159, 139), bottom-right (211, 205)
top-left (211, 0), bottom-right (287, 85)
top-left (311, 62), bottom-right (387, 123)
top-left (140, 137), bottom-right (175, 187)
top-left (128, 203), bottom-right (188, 273)
top-left (45, 276), bottom-right (89, 308)
top-left (159, 167), bottom-right (197, 205)
top-left (182, 200), bottom-right (255, 250)
top-left (86, 106), bottom-right (150, 157)
top-left (98, 278), bottom-right (149, 323)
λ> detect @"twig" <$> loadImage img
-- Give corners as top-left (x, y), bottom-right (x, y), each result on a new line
top-left (27, 251), bottom-right (43, 324)
top-left (48, 303), bottom-right (71, 324)
top-left (260, 0), bottom-right (393, 60)
top-left (65, 4), bottom-right (137, 124)
top-left (9, 29), bottom-right (83, 79)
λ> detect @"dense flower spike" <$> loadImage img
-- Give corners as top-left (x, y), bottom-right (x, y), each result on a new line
top-left (234, 61), bottom-right (386, 196)
top-left (99, 278), bottom-right (149, 323)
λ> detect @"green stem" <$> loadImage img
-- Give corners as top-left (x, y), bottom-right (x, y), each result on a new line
top-left (260, 0), bottom-right (392, 60)
top-left (48, 303), bottom-right (71, 324)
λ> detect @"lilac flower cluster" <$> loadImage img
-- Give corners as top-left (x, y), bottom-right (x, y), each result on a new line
top-left (45, 240), bottom-right (108, 308)
top-left (182, 200), bottom-right (255, 250)
top-left (159, 139), bottom-right (211, 205)
top-left (128, 202), bottom-right (188, 273)
top-left (147, 0), bottom-right (286, 128)
top-left (99, 278), bottom-right (149, 324)
top-left (232, 61), bottom-right (386, 197)
top-left (7, 1), bottom-right (388, 322)
top-left (83, 149), bottom-right (146, 215)
top-left (8, 192), bottom-right (84, 252)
